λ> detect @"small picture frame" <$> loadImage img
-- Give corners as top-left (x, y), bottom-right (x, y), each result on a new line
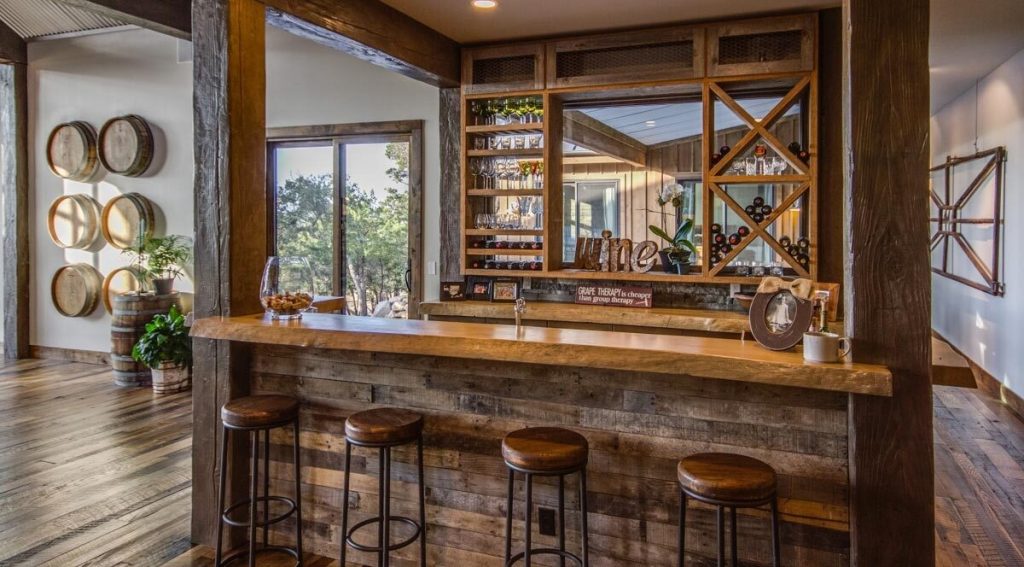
top-left (491, 279), bottom-right (520, 303)
top-left (440, 280), bottom-right (467, 301)
top-left (467, 277), bottom-right (492, 301)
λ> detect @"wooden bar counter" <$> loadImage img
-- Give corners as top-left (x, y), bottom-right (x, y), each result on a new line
top-left (192, 314), bottom-right (891, 566)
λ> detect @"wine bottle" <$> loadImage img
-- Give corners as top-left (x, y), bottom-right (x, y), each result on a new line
top-left (779, 236), bottom-right (792, 248)
top-left (737, 226), bottom-right (750, 238)
top-left (788, 141), bottom-right (802, 155)
top-left (745, 205), bottom-right (757, 216)
top-left (761, 205), bottom-right (773, 216)
top-left (752, 213), bottom-right (765, 223)
top-left (711, 223), bottom-right (723, 234)
top-left (714, 234), bottom-right (727, 245)
top-left (753, 196), bottom-right (765, 207)
top-left (797, 237), bottom-right (811, 250)
top-left (728, 234), bottom-right (741, 246)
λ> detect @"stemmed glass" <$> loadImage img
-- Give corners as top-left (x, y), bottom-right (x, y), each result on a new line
top-left (481, 158), bottom-right (495, 189)
top-left (524, 98), bottom-right (538, 123)
top-left (470, 159), bottom-right (483, 188)
top-left (260, 256), bottom-right (315, 320)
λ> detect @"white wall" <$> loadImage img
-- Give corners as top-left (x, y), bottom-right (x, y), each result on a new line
top-left (930, 47), bottom-right (1024, 394)
top-left (265, 25), bottom-right (442, 301)
top-left (29, 29), bottom-right (195, 352)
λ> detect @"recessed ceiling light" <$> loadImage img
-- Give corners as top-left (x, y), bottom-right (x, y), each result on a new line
top-left (472, 0), bottom-right (497, 8)
top-left (645, 120), bottom-right (657, 127)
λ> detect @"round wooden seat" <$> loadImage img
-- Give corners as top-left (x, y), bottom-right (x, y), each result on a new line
top-left (502, 427), bottom-right (589, 472)
top-left (677, 453), bottom-right (777, 503)
top-left (220, 395), bottom-right (299, 429)
top-left (345, 408), bottom-right (424, 445)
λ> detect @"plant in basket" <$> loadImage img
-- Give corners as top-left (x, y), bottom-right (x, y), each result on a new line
top-left (132, 305), bottom-right (192, 394)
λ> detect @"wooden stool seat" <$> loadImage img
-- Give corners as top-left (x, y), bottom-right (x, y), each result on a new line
top-left (677, 453), bottom-right (777, 503)
top-left (345, 407), bottom-right (424, 445)
top-left (502, 427), bottom-right (589, 472)
top-left (221, 395), bottom-right (299, 429)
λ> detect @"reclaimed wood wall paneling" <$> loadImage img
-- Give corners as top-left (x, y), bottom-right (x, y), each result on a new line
top-left (250, 346), bottom-right (851, 566)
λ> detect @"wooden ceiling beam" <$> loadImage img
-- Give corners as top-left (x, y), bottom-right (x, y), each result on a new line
top-left (262, 0), bottom-right (460, 88)
top-left (563, 110), bottom-right (647, 168)
top-left (55, 0), bottom-right (192, 40)
top-left (0, 19), bottom-right (25, 64)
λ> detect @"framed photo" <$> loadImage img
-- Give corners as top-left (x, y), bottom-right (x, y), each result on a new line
top-left (466, 277), bottom-right (492, 301)
top-left (748, 290), bottom-right (814, 351)
top-left (491, 279), bottom-right (520, 303)
top-left (440, 280), bottom-right (467, 301)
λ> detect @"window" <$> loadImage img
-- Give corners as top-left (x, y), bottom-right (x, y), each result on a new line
top-left (562, 180), bottom-right (619, 261)
top-left (268, 122), bottom-right (423, 318)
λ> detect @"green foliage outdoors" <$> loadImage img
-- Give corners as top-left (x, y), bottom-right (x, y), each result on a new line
top-left (132, 305), bottom-right (191, 368)
top-left (275, 142), bottom-right (409, 315)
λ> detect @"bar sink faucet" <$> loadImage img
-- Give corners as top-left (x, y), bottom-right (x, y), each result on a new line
top-left (514, 298), bottom-right (527, 336)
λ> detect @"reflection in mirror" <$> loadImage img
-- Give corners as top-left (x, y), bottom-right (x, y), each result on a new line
top-left (561, 98), bottom-right (704, 268)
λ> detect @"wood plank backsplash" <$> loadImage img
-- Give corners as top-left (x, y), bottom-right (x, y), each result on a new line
top-left (250, 345), bottom-right (850, 566)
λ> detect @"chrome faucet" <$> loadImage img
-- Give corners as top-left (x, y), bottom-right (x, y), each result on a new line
top-left (514, 298), bottom-right (527, 335)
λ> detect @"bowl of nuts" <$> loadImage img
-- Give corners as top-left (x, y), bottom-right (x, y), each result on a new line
top-left (260, 256), bottom-right (315, 320)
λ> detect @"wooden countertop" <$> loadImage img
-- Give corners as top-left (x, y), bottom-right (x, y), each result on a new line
top-left (420, 301), bottom-right (751, 333)
top-left (192, 313), bottom-right (892, 396)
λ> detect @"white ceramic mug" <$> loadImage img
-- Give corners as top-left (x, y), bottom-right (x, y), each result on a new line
top-left (803, 332), bottom-right (852, 363)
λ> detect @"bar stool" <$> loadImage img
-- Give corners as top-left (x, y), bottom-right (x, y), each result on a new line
top-left (502, 427), bottom-right (590, 567)
top-left (215, 395), bottom-right (303, 566)
top-left (340, 408), bottom-right (426, 567)
top-left (676, 453), bottom-right (780, 567)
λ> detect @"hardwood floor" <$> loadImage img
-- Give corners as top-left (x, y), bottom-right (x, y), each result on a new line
top-left (934, 386), bottom-right (1024, 567)
top-left (0, 358), bottom-right (192, 566)
top-left (1, 359), bottom-right (1022, 566)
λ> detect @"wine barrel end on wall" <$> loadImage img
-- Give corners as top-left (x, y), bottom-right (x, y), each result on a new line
top-left (110, 293), bottom-right (180, 387)
top-left (47, 121), bottom-right (100, 182)
top-left (98, 115), bottom-right (155, 177)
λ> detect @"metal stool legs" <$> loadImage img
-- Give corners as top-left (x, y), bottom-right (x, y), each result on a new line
top-left (504, 466), bottom-right (588, 567)
top-left (677, 490), bottom-right (780, 567)
top-left (214, 422), bottom-right (303, 567)
top-left (340, 437), bottom-right (427, 567)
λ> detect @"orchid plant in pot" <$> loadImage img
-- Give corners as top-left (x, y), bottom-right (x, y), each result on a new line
top-left (649, 219), bottom-right (699, 275)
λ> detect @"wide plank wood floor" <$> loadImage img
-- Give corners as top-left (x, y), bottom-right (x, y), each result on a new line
top-left (0, 358), bottom-right (193, 566)
top-left (1, 359), bottom-right (1022, 566)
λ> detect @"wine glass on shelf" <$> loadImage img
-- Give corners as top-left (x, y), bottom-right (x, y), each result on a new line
top-left (523, 97), bottom-right (538, 123)
top-left (470, 101), bottom-right (482, 126)
top-left (470, 159), bottom-right (483, 188)
top-left (481, 158), bottom-right (495, 189)
top-left (485, 99), bottom-right (500, 125)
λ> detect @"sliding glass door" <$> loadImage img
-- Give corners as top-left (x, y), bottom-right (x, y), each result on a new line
top-left (268, 125), bottom-right (417, 318)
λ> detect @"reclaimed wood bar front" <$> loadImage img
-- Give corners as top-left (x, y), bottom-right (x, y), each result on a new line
top-left (192, 314), bottom-right (890, 565)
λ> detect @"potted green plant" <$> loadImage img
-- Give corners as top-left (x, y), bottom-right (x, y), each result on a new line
top-left (649, 219), bottom-right (699, 275)
top-left (132, 305), bottom-right (192, 394)
top-left (144, 235), bottom-right (191, 295)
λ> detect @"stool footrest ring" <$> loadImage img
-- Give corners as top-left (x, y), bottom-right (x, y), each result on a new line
top-left (216, 544), bottom-right (300, 566)
top-left (345, 515), bottom-right (422, 553)
top-left (222, 495), bottom-right (297, 528)
top-left (506, 547), bottom-right (583, 567)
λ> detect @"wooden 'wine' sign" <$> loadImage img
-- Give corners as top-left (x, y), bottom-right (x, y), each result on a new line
top-left (574, 231), bottom-right (658, 273)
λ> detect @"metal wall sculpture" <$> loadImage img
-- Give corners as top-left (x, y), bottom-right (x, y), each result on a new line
top-left (929, 146), bottom-right (1006, 296)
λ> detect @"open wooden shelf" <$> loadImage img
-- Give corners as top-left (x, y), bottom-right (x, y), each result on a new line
top-left (464, 269), bottom-right (543, 277)
top-left (466, 123), bottom-right (544, 135)
top-left (467, 189), bottom-right (544, 197)
top-left (466, 229), bottom-right (544, 237)
top-left (466, 248), bottom-right (544, 256)
top-left (467, 148), bottom-right (544, 157)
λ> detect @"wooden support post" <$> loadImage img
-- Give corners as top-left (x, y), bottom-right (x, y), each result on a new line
top-left (439, 87), bottom-right (461, 282)
top-left (1, 19), bottom-right (28, 360)
top-left (843, 0), bottom-right (934, 566)
top-left (191, 0), bottom-right (267, 546)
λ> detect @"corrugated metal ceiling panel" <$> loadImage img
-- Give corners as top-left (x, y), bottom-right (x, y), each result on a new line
top-left (0, 0), bottom-right (125, 40)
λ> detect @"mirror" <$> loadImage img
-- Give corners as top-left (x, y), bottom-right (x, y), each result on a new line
top-left (561, 98), bottom-right (704, 269)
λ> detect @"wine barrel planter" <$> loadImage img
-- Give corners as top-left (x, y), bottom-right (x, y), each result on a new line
top-left (47, 121), bottom-right (100, 181)
top-left (101, 192), bottom-right (155, 249)
top-left (46, 193), bottom-right (102, 249)
top-left (51, 264), bottom-right (103, 317)
top-left (98, 115), bottom-right (154, 176)
top-left (101, 266), bottom-right (149, 314)
top-left (110, 292), bottom-right (180, 387)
